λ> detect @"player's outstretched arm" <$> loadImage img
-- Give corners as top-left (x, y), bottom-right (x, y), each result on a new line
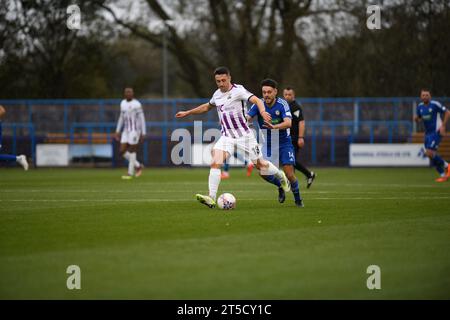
top-left (249, 96), bottom-right (271, 123)
top-left (175, 103), bottom-right (213, 118)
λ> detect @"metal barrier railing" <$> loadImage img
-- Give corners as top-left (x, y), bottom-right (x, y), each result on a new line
top-left (1, 123), bottom-right (36, 165)
top-left (1, 96), bottom-right (448, 166)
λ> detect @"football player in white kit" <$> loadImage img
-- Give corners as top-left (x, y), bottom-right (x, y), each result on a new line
top-left (176, 67), bottom-right (290, 208)
top-left (115, 87), bottom-right (146, 179)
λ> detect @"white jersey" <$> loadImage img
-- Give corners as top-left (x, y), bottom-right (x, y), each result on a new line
top-left (209, 84), bottom-right (254, 138)
top-left (116, 99), bottom-right (146, 134)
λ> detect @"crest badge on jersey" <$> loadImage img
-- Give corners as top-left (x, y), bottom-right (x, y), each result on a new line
top-left (275, 110), bottom-right (280, 116)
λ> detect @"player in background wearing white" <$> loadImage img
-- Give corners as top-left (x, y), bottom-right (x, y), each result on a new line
top-left (176, 67), bottom-right (290, 208)
top-left (0, 105), bottom-right (29, 170)
top-left (115, 87), bottom-right (146, 179)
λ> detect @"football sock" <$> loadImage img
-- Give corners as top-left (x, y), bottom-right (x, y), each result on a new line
top-left (291, 179), bottom-right (301, 202)
top-left (0, 154), bottom-right (17, 161)
top-left (432, 155), bottom-right (445, 175)
top-left (261, 174), bottom-right (281, 188)
top-left (131, 152), bottom-right (141, 168)
top-left (128, 152), bottom-right (136, 176)
top-left (260, 161), bottom-right (284, 180)
top-left (124, 151), bottom-right (141, 168)
top-left (208, 168), bottom-right (221, 200)
top-left (294, 161), bottom-right (311, 178)
top-left (223, 162), bottom-right (230, 172)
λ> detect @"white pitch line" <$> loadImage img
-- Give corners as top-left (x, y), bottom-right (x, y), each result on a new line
top-left (2, 189), bottom-right (446, 195)
top-left (2, 182), bottom-right (442, 189)
top-left (1, 196), bottom-right (449, 203)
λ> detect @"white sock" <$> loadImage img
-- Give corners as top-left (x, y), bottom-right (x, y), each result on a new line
top-left (124, 151), bottom-right (141, 168)
top-left (128, 152), bottom-right (136, 176)
top-left (131, 152), bottom-right (141, 168)
top-left (259, 161), bottom-right (283, 179)
top-left (208, 168), bottom-right (221, 200)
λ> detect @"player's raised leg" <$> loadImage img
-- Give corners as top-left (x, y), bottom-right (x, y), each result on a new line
top-left (0, 154), bottom-right (29, 170)
top-left (239, 134), bottom-right (290, 192)
top-left (256, 158), bottom-right (290, 191)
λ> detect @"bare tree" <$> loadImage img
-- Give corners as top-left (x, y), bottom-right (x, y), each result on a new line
top-left (98, 0), bottom-right (359, 96)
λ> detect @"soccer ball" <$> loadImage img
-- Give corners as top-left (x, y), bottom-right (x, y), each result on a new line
top-left (217, 193), bottom-right (236, 210)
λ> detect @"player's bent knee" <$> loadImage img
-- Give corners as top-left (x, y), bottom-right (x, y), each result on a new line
top-left (255, 158), bottom-right (267, 169)
top-left (211, 163), bottom-right (222, 169)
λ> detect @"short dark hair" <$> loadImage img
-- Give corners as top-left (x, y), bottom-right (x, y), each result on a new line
top-left (420, 87), bottom-right (431, 94)
top-left (214, 66), bottom-right (230, 76)
top-left (261, 78), bottom-right (278, 89)
top-left (284, 86), bottom-right (295, 93)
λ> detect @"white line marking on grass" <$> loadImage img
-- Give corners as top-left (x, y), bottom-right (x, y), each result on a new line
top-left (1, 196), bottom-right (449, 203)
top-left (1, 190), bottom-right (447, 195)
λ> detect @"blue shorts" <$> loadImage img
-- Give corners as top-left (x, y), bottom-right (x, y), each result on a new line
top-left (424, 132), bottom-right (441, 151)
top-left (263, 143), bottom-right (295, 166)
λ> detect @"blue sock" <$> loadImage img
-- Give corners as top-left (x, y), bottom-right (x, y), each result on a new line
top-left (261, 174), bottom-right (281, 188)
top-left (0, 154), bottom-right (17, 161)
top-left (432, 155), bottom-right (445, 175)
top-left (291, 179), bottom-right (301, 202)
top-left (223, 162), bottom-right (229, 172)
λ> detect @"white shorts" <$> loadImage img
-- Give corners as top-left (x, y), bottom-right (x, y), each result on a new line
top-left (213, 133), bottom-right (262, 162)
top-left (120, 131), bottom-right (141, 145)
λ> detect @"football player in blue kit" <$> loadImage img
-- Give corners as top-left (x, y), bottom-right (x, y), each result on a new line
top-left (247, 79), bottom-right (304, 207)
top-left (414, 89), bottom-right (450, 182)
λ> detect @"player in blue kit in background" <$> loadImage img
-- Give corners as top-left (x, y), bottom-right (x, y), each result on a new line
top-left (414, 88), bottom-right (450, 182)
top-left (247, 79), bottom-right (304, 207)
top-left (0, 105), bottom-right (29, 170)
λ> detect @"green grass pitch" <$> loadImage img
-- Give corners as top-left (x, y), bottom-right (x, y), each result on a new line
top-left (0, 167), bottom-right (449, 299)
